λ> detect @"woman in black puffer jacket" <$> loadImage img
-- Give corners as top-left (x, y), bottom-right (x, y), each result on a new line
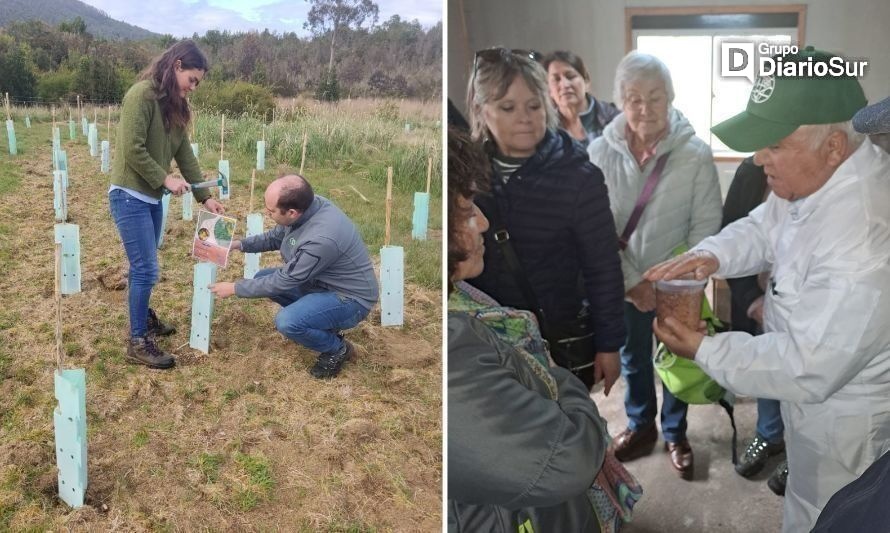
top-left (465, 48), bottom-right (626, 393)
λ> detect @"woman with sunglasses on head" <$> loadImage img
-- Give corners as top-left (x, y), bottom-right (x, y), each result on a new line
top-left (449, 125), bottom-right (643, 532)
top-left (465, 47), bottom-right (626, 399)
top-left (109, 39), bottom-right (225, 370)
top-left (587, 51), bottom-right (722, 480)
top-left (542, 50), bottom-right (620, 148)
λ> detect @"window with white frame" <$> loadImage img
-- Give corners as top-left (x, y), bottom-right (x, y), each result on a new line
top-left (627, 7), bottom-right (805, 157)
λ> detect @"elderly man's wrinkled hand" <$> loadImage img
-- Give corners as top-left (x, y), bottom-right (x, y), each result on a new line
top-left (644, 250), bottom-right (720, 282)
top-left (652, 316), bottom-right (704, 360)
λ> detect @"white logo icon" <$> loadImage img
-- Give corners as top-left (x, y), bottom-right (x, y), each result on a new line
top-left (751, 76), bottom-right (775, 104)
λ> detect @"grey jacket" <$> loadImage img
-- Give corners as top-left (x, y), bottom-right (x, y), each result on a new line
top-left (447, 312), bottom-right (606, 533)
top-left (234, 196), bottom-right (379, 310)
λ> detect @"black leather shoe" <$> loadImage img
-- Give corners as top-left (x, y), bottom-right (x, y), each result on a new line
top-left (735, 434), bottom-right (785, 478)
top-left (767, 460), bottom-right (788, 496)
top-left (309, 340), bottom-right (354, 379)
top-left (127, 336), bottom-right (175, 369)
top-left (148, 308), bottom-right (176, 337)
top-left (613, 423), bottom-right (658, 462)
top-left (666, 439), bottom-right (694, 480)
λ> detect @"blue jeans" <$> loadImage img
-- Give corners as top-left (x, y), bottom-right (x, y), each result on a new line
top-left (109, 189), bottom-right (162, 338)
top-left (621, 302), bottom-right (689, 442)
top-left (757, 398), bottom-right (784, 444)
top-left (254, 268), bottom-right (369, 354)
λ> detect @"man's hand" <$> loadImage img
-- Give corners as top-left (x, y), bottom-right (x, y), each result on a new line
top-left (652, 316), bottom-right (704, 360)
top-left (644, 250), bottom-right (720, 282)
top-left (228, 239), bottom-right (242, 252)
top-left (209, 281), bottom-right (236, 298)
top-left (203, 198), bottom-right (225, 214)
top-left (626, 280), bottom-right (656, 312)
top-left (594, 351), bottom-right (620, 396)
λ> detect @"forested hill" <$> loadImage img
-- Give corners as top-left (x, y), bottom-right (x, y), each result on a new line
top-left (1, 0), bottom-right (159, 41)
top-left (0, 12), bottom-right (442, 103)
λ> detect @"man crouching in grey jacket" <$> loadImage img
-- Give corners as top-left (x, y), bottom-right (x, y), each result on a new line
top-left (210, 174), bottom-right (379, 378)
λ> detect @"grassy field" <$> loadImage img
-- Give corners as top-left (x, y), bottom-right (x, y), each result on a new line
top-left (0, 100), bottom-right (442, 531)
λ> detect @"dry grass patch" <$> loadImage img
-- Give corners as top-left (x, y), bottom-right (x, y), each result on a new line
top-left (0, 108), bottom-right (441, 531)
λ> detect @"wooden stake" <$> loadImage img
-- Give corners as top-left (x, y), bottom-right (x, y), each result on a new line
top-left (349, 185), bottom-right (369, 203)
top-left (191, 105), bottom-right (196, 139)
top-left (249, 169), bottom-right (256, 214)
top-left (93, 107), bottom-right (97, 124)
top-left (385, 167), bottom-right (393, 247)
top-left (54, 243), bottom-right (63, 371)
top-left (220, 115), bottom-right (225, 160)
top-left (77, 95), bottom-right (82, 120)
top-left (5, 93), bottom-right (10, 121)
top-left (262, 123), bottom-right (265, 143)
top-left (52, 106), bottom-right (56, 130)
top-left (107, 106), bottom-right (111, 140)
top-left (426, 156), bottom-right (433, 194)
top-left (299, 131), bottom-right (308, 175)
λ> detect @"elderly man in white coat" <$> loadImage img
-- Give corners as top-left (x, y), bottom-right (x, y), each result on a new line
top-left (644, 46), bottom-right (890, 533)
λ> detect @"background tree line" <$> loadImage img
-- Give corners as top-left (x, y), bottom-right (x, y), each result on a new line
top-left (0, 12), bottom-right (441, 110)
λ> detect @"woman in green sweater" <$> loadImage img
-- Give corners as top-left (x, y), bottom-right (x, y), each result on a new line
top-left (109, 39), bottom-right (224, 369)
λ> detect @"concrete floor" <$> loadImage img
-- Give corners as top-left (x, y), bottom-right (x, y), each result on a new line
top-left (590, 376), bottom-right (786, 533)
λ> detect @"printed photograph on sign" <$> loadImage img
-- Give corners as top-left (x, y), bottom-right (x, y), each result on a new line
top-left (191, 209), bottom-right (237, 267)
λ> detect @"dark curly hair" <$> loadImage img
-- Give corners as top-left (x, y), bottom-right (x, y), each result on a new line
top-left (448, 126), bottom-right (490, 292)
top-left (140, 39), bottom-right (209, 132)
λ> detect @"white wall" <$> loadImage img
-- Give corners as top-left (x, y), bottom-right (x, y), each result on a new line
top-left (449, 0), bottom-right (890, 116)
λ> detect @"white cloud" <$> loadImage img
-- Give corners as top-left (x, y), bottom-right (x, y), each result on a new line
top-left (79, 0), bottom-right (440, 38)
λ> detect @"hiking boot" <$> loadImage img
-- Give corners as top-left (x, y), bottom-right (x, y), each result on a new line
top-left (767, 460), bottom-right (788, 496)
top-left (147, 308), bottom-right (176, 337)
top-left (127, 336), bottom-right (175, 369)
top-left (309, 340), bottom-right (355, 379)
top-left (735, 434), bottom-right (785, 478)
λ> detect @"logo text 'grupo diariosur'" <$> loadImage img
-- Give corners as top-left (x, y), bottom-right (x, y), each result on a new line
top-left (721, 42), bottom-right (868, 83)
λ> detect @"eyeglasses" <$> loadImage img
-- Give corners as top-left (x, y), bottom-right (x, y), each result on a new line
top-left (470, 48), bottom-right (542, 88)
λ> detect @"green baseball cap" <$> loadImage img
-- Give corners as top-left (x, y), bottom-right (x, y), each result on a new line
top-left (712, 46), bottom-right (867, 152)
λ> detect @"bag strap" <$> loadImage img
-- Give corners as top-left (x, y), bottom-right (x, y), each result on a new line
top-left (486, 189), bottom-right (554, 340)
top-left (719, 398), bottom-right (739, 465)
top-left (618, 153), bottom-right (670, 251)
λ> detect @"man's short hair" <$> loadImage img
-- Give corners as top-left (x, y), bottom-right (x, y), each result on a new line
top-left (277, 175), bottom-right (315, 212)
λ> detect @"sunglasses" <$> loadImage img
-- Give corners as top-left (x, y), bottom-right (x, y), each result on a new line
top-left (470, 48), bottom-right (542, 87)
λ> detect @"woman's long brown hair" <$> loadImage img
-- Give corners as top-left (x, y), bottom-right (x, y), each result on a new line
top-left (139, 39), bottom-right (209, 132)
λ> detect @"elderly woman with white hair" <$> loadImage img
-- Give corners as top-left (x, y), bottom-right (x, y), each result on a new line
top-left (588, 51), bottom-right (723, 479)
top-left (466, 48), bottom-right (627, 397)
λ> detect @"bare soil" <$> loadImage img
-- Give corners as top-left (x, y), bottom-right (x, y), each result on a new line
top-left (0, 121), bottom-right (442, 531)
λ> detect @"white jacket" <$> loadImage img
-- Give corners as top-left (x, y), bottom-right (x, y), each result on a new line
top-left (694, 140), bottom-right (890, 532)
top-left (588, 108), bottom-right (723, 291)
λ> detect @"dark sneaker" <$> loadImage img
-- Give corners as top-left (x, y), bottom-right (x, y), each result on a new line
top-left (767, 460), bottom-right (788, 496)
top-left (127, 336), bottom-right (175, 369)
top-left (735, 434), bottom-right (785, 478)
top-left (309, 340), bottom-right (355, 379)
top-left (148, 308), bottom-right (176, 337)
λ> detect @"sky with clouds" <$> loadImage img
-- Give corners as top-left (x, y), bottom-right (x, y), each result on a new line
top-left (79, 0), bottom-right (442, 38)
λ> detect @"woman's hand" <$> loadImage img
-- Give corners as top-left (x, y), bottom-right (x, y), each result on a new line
top-left (747, 295), bottom-right (765, 326)
top-left (626, 280), bottom-right (656, 312)
top-left (594, 351), bottom-right (620, 396)
top-left (163, 174), bottom-right (190, 195)
top-left (202, 198), bottom-right (225, 214)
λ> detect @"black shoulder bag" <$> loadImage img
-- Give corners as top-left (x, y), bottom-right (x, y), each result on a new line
top-left (487, 185), bottom-right (598, 387)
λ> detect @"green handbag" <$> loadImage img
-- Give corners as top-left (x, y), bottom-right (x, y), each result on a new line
top-left (652, 246), bottom-right (738, 464)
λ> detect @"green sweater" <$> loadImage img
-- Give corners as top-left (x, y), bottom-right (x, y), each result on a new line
top-left (111, 80), bottom-right (210, 203)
